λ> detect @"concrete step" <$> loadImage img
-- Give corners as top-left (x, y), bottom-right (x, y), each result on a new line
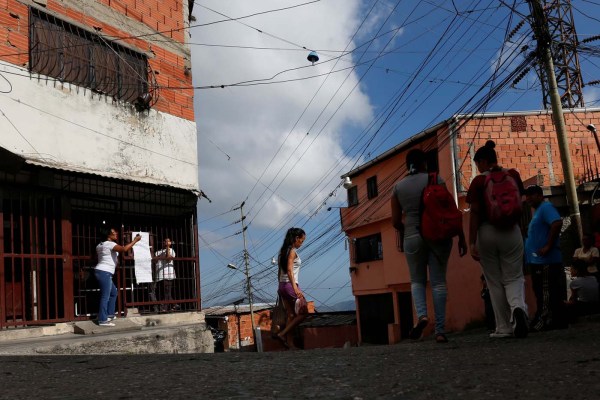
top-left (73, 319), bottom-right (142, 335)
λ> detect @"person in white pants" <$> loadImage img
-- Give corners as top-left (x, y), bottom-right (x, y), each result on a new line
top-left (466, 140), bottom-right (529, 338)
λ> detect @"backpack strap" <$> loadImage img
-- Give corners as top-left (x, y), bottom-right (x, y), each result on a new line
top-left (428, 172), bottom-right (438, 186)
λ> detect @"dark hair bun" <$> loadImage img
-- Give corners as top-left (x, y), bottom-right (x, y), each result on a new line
top-left (484, 140), bottom-right (496, 149)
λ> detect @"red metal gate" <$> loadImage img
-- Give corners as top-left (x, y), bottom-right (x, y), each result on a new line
top-left (0, 190), bottom-right (70, 327)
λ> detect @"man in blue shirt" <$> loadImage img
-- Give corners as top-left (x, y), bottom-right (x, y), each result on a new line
top-left (525, 185), bottom-right (567, 331)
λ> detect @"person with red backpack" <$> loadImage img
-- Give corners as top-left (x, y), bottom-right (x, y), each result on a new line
top-left (466, 140), bottom-right (529, 338)
top-left (391, 149), bottom-right (467, 343)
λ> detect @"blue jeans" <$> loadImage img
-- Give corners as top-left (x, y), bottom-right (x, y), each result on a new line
top-left (95, 269), bottom-right (117, 323)
top-left (404, 234), bottom-right (452, 334)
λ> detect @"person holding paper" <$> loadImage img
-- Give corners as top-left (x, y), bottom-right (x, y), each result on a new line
top-left (95, 227), bottom-right (141, 326)
top-left (154, 238), bottom-right (177, 311)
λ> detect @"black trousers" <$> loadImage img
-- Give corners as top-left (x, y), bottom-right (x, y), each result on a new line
top-left (530, 263), bottom-right (568, 330)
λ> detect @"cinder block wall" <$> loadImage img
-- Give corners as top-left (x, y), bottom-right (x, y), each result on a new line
top-left (455, 111), bottom-right (600, 190)
top-left (0, 0), bottom-right (194, 120)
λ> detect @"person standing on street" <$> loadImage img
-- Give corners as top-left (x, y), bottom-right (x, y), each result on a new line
top-left (524, 184), bottom-right (568, 331)
top-left (276, 227), bottom-right (308, 349)
top-left (466, 140), bottom-right (529, 338)
top-left (391, 148), bottom-right (467, 343)
top-left (95, 227), bottom-right (141, 326)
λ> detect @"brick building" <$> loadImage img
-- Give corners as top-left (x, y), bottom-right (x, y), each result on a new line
top-left (338, 108), bottom-right (600, 344)
top-left (0, 0), bottom-right (201, 328)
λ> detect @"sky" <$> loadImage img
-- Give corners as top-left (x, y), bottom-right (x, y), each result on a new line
top-left (189, 0), bottom-right (600, 310)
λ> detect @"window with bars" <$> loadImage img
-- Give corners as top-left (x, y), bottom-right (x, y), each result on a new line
top-left (354, 233), bottom-right (383, 263)
top-left (29, 9), bottom-right (148, 104)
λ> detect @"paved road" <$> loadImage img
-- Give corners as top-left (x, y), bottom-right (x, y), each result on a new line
top-left (1, 320), bottom-right (599, 399)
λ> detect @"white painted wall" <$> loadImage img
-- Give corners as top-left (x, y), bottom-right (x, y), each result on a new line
top-left (0, 61), bottom-right (198, 191)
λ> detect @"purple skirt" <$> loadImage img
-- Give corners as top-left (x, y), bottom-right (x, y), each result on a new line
top-left (278, 282), bottom-right (299, 303)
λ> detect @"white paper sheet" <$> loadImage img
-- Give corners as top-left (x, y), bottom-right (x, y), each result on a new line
top-left (133, 231), bottom-right (153, 283)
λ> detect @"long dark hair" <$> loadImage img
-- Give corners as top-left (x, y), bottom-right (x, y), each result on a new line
top-left (473, 140), bottom-right (497, 164)
top-left (278, 227), bottom-right (306, 273)
top-left (99, 226), bottom-right (113, 243)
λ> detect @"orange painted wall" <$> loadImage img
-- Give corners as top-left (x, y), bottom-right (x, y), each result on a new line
top-left (0, 0), bottom-right (194, 120)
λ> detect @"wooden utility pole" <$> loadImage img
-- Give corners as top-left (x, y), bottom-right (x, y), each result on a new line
top-left (528, 0), bottom-right (583, 243)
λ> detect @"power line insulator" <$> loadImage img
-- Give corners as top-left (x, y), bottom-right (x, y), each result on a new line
top-left (582, 35), bottom-right (600, 44)
top-left (508, 20), bottom-right (526, 42)
top-left (587, 80), bottom-right (600, 86)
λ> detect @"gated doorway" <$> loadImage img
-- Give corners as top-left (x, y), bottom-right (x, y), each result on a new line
top-left (1, 189), bottom-right (70, 327)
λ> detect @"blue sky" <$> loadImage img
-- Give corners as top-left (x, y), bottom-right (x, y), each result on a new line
top-left (189, 0), bottom-right (600, 310)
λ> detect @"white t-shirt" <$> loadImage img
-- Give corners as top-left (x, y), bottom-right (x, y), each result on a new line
top-left (573, 247), bottom-right (599, 274)
top-left (155, 248), bottom-right (176, 281)
top-left (279, 248), bottom-right (301, 284)
top-left (95, 241), bottom-right (118, 274)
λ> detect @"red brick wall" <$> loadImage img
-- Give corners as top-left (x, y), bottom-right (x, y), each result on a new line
top-left (455, 111), bottom-right (600, 190)
top-left (224, 302), bottom-right (316, 349)
top-left (0, 1), bottom-right (194, 121)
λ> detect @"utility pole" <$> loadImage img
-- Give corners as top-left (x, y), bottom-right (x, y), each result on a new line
top-left (528, 0), bottom-right (583, 243)
top-left (239, 201), bottom-right (256, 347)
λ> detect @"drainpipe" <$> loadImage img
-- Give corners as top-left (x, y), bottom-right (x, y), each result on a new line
top-left (449, 117), bottom-right (460, 205)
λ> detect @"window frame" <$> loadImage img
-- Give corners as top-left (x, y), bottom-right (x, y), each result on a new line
top-left (347, 186), bottom-right (358, 207)
top-left (354, 233), bottom-right (383, 263)
top-left (29, 9), bottom-right (149, 104)
top-left (366, 176), bottom-right (378, 199)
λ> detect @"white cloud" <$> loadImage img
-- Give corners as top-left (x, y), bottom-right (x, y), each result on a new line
top-left (583, 86), bottom-right (600, 106)
top-left (191, 0), bottom-right (374, 228)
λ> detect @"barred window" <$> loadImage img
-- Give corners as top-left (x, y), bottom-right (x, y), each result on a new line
top-left (354, 233), bottom-right (382, 263)
top-left (29, 9), bottom-right (148, 104)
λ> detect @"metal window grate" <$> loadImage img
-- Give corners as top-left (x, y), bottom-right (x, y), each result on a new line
top-left (29, 8), bottom-right (158, 105)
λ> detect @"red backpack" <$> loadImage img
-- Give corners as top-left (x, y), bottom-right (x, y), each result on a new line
top-left (420, 173), bottom-right (463, 242)
top-left (483, 169), bottom-right (522, 228)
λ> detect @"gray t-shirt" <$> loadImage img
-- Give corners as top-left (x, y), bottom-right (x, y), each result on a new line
top-left (392, 173), bottom-right (444, 238)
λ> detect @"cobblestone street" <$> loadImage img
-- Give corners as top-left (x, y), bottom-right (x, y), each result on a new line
top-left (1, 319), bottom-right (599, 399)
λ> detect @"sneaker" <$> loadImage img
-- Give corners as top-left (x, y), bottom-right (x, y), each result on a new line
top-left (513, 307), bottom-right (529, 338)
top-left (409, 316), bottom-right (429, 340)
top-left (98, 321), bottom-right (115, 327)
top-left (107, 316), bottom-right (117, 322)
top-left (489, 332), bottom-right (512, 338)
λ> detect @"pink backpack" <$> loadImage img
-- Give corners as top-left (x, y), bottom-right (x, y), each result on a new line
top-left (483, 169), bottom-right (522, 228)
top-left (420, 173), bottom-right (463, 242)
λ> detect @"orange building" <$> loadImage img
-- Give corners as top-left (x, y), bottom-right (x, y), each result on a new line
top-left (339, 109), bottom-right (600, 344)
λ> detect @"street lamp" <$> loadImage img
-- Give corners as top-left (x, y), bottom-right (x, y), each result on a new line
top-left (587, 124), bottom-right (600, 153)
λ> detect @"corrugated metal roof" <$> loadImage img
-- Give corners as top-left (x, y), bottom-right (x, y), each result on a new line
top-left (203, 303), bottom-right (274, 316)
top-left (300, 312), bottom-right (357, 328)
top-left (21, 157), bottom-right (201, 195)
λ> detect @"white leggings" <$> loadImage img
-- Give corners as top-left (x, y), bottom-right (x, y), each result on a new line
top-left (477, 223), bottom-right (528, 334)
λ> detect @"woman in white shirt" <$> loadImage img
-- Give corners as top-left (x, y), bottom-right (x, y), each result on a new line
top-left (95, 228), bottom-right (141, 326)
top-left (274, 227), bottom-right (307, 349)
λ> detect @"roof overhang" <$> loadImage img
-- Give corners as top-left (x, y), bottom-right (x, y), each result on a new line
top-left (1, 147), bottom-right (202, 196)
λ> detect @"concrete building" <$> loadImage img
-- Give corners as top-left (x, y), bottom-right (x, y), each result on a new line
top-left (0, 0), bottom-right (201, 328)
top-left (338, 108), bottom-right (600, 344)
